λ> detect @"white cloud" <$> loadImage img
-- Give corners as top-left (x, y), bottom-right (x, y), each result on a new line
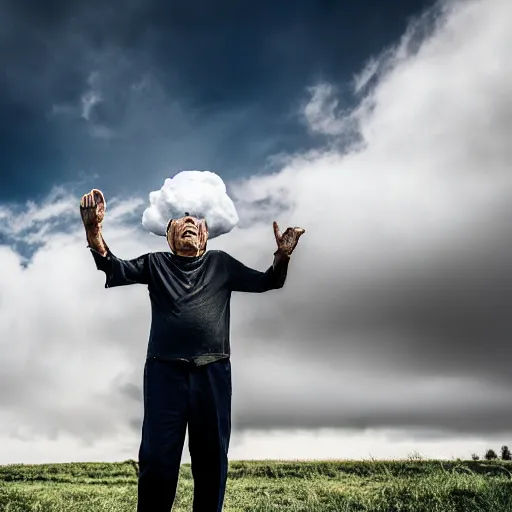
top-left (2, 0), bottom-right (512, 463)
top-left (81, 91), bottom-right (102, 121)
top-left (353, 57), bottom-right (380, 94)
top-left (302, 84), bottom-right (350, 136)
top-left (141, 171), bottom-right (239, 238)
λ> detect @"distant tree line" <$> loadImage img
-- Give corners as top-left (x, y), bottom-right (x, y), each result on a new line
top-left (471, 446), bottom-right (511, 461)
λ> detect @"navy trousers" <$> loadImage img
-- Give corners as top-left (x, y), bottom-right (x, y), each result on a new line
top-left (137, 358), bottom-right (232, 512)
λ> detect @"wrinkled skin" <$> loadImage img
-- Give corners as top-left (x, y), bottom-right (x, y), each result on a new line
top-left (167, 215), bottom-right (209, 257)
top-left (80, 189), bottom-right (106, 227)
top-left (80, 189), bottom-right (107, 255)
top-left (273, 221), bottom-right (305, 257)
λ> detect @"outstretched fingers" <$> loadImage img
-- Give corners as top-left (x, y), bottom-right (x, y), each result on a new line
top-left (273, 221), bottom-right (282, 243)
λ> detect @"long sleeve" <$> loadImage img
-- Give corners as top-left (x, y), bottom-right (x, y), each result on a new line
top-left (90, 247), bottom-right (151, 288)
top-left (223, 251), bottom-right (288, 293)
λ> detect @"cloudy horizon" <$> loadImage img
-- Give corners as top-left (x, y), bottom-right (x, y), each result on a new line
top-left (2, 0), bottom-right (512, 464)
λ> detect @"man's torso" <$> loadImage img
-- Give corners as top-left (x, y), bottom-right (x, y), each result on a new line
top-left (145, 251), bottom-right (232, 363)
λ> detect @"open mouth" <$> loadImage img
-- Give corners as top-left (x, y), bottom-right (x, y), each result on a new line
top-left (182, 228), bottom-right (197, 238)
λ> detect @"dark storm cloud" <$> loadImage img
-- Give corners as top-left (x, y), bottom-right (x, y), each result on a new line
top-left (279, 205), bottom-right (512, 378)
top-left (238, 405), bottom-right (512, 437)
top-left (0, 0), bottom-right (434, 203)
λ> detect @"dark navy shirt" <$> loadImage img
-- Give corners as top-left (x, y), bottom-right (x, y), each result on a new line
top-left (90, 248), bottom-right (288, 366)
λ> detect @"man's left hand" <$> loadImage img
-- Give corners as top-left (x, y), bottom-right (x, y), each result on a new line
top-left (273, 221), bottom-right (305, 257)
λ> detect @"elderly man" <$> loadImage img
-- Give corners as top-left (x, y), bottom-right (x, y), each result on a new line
top-left (80, 189), bottom-right (304, 512)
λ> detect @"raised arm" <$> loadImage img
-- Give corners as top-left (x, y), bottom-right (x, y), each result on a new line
top-left (80, 188), bottom-right (108, 256)
top-left (225, 221), bottom-right (305, 293)
top-left (80, 189), bottom-right (150, 288)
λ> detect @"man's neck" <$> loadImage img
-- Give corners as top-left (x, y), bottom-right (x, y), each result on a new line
top-left (171, 250), bottom-right (206, 259)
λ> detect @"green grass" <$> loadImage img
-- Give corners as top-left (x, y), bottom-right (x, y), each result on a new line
top-left (0, 459), bottom-right (511, 511)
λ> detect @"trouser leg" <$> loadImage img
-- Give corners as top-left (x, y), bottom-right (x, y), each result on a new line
top-left (137, 359), bottom-right (189, 512)
top-left (188, 360), bottom-right (232, 512)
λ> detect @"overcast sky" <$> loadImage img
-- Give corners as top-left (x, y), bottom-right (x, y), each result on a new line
top-left (1, 0), bottom-right (512, 464)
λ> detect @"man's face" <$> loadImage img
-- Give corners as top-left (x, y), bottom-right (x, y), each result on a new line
top-left (167, 215), bottom-right (209, 257)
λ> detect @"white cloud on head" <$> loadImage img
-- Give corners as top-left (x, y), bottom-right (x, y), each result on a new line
top-left (141, 170), bottom-right (239, 238)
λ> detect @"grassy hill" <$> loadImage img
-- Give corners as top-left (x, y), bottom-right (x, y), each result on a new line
top-left (0, 459), bottom-right (511, 511)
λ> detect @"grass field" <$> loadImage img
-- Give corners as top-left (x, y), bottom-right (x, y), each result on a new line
top-left (0, 459), bottom-right (511, 511)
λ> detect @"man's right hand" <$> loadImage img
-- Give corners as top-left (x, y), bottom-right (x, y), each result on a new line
top-left (80, 189), bottom-right (107, 255)
top-left (80, 189), bottom-right (106, 228)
